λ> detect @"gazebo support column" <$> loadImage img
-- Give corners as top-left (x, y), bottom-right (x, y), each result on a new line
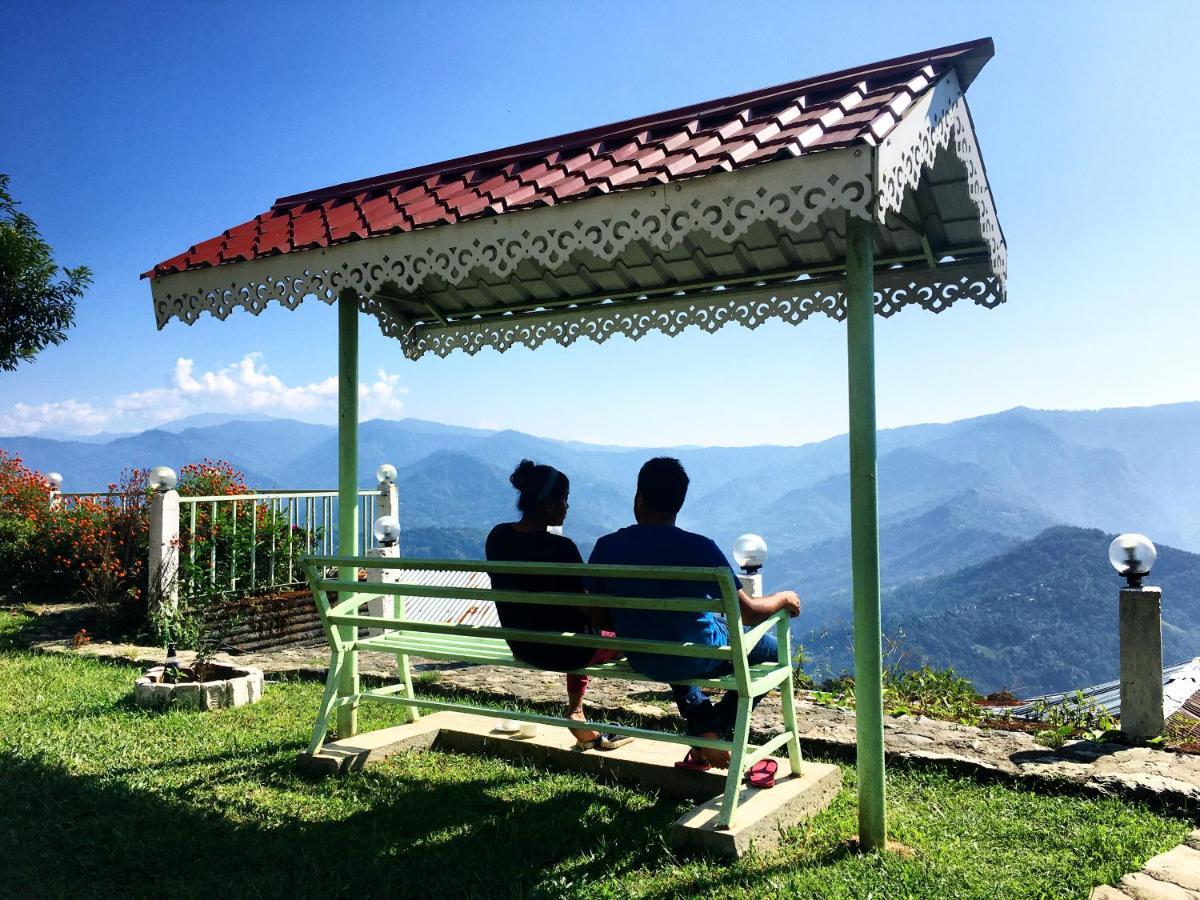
top-left (846, 213), bottom-right (886, 850)
top-left (336, 289), bottom-right (360, 738)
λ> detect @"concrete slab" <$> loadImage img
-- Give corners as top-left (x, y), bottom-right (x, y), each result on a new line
top-left (299, 711), bottom-right (730, 799)
top-left (671, 762), bottom-right (842, 858)
top-left (297, 713), bottom-right (841, 857)
top-left (297, 712), bottom-right (445, 775)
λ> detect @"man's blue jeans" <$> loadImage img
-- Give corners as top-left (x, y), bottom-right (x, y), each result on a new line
top-left (665, 616), bottom-right (781, 739)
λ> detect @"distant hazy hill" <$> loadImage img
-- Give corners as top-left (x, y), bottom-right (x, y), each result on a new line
top-left (770, 487), bottom-right (1056, 631)
top-left (800, 526), bottom-right (1200, 696)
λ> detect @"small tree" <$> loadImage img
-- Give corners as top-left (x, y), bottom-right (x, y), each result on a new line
top-left (0, 174), bottom-right (91, 371)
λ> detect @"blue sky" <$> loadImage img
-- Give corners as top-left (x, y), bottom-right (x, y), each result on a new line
top-left (2, 1), bottom-right (1197, 447)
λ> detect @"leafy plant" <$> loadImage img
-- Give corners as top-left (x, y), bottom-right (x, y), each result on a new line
top-left (804, 663), bottom-right (983, 726)
top-left (886, 664), bottom-right (982, 725)
top-left (1027, 690), bottom-right (1118, 747)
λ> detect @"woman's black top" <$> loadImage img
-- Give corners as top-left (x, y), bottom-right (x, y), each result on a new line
top-left (485, 524), bottom-right (595, 671)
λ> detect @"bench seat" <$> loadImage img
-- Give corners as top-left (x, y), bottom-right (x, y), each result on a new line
top-left (357, 629), bottom-right (794, 693)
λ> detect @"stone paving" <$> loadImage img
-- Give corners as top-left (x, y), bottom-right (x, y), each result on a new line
top-left (24, 610), bottom-right (1200, 816)
top-left (1091, 831), bottom-right (1200, 898)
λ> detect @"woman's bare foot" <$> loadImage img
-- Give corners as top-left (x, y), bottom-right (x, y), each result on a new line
top-left (696, 733), bottom-right (731, 768)
top-left (567, 707), bottom-right (600, 744)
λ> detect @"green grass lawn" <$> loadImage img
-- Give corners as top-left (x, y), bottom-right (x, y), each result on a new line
top-left (0, 608), bottom-right (1193, 899)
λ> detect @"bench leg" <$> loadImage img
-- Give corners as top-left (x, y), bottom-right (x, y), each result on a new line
top-left (335, 641), bottom-right (358, 739)
top-left (308, 648), bottom-right (344, 755)
top-left (717, 695), bottom-right (753, 830)
top-left (779, 670), bottom-right (804, 777)
top-left (395, 651), bottom-right (419, 723)
top-left (776, 612), bottom-right (804, 776)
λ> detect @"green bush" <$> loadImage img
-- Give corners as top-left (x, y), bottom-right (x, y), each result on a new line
top-left (0, 513), bottom-right (35, 595)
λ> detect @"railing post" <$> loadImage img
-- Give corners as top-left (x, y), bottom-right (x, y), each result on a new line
top-left (846, 211), bottom-right (887, 851)
top-left (336, 289), bottom-right (360, 738)
top-left (149, 486), bottom-right (180, 617)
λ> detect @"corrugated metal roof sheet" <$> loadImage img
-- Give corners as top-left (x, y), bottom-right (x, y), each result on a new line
top-left (144, 39), bottom-right (993, 279)
top-left (1003, 658), bottom-right (1200, 720)
top-left (394, 568), bottom-right (499, 628)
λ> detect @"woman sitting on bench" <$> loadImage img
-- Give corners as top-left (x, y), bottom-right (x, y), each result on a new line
top-left (486, 459), bottom-right (631, 751)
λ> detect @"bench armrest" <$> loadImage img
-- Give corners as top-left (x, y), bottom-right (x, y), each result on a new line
top-left (741, 606), bottom-right (790, 659)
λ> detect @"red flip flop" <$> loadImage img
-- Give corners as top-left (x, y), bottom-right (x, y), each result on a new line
top-left (745, 758), bottom-right (778, 788)
top-left (675, 748), bottom-right (713, 771)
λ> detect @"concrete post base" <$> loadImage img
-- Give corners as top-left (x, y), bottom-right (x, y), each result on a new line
top-left (1120, 586), bottom-right (1164, 741)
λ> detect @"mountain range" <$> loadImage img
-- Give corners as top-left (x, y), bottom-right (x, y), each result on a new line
top-left (5, 401), bottom-right (1199, 695)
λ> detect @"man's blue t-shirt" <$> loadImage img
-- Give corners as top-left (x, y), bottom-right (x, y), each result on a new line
top-left (586, 524), bottom-right (741, 681)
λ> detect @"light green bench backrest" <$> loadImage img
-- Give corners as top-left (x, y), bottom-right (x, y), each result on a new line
top-left (302, 555), bottom-right (753, 692)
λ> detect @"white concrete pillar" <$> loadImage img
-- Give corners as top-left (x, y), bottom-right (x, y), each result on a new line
top-left (149, 488), bottom-right (180, 611)
top-left (365, 544), bottom-right (401, 637)
top-left (738, 573), bottom-right (763, 598)
top-left (1120, 585), bottom-right (1164, 740)
top-left (377, 478), bottom-right (399, 522)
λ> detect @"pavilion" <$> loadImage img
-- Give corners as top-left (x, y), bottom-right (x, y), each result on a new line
top-left (144, 37), bottom-right (1007, 849)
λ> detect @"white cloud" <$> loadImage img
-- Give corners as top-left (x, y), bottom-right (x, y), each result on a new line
top-left (0, 354), bottom-right (409, 436)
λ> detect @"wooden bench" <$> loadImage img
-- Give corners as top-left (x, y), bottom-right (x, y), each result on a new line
top-left (301, 555), bottom-right (804, 829)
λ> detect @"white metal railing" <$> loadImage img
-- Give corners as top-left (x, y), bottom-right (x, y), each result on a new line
top-left (177, 489), bottom-right (381, 598)
top-left (56, 491), bottom-right (132, 510)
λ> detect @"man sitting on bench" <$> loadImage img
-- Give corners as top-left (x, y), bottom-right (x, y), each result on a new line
top-left (587, 457), bottom-right (801, 770)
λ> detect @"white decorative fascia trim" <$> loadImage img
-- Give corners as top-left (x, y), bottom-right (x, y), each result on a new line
top-left (409, 261), bottom-right (1003, 358)
top-left (149, 149), bottom-right (873, 338)
top-left (876, 70), bottom-right (1007, 288)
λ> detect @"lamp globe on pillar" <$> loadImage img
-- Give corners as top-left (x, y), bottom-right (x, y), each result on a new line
top-left (45, 472), bottom-right (63, 492)
top-left (732, 533), bottom-right (768, 598)
top-left (1109, 533), bottom-right (1157, 588)
top-left (148, 466), bottom-right (177, 493)
top-left (373, 514), bottom-right (400, 549)
top-left (376, 463), bottom-right (397, 485)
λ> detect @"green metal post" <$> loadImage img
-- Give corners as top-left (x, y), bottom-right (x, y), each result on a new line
top-left (336, 289), bottom-right (360, 738)
top-left (846, 212), bottom-right (886, 850)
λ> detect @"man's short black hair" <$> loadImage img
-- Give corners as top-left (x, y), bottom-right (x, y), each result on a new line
top-left (637, 457), bottom-right (689, 516)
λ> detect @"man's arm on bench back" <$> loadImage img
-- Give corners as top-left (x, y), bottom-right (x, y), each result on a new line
top-left (738, 588), bottom-right (800, 625)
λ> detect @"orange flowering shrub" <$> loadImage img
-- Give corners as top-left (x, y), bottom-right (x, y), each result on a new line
top-left (178, 459), bottom-right (250, 498)
top-left (0, 450), bottom-right (67, 595)
top-left (0, 450), bottom-right (150, 635)
top-left (1, 452), bottom-right (320, 646)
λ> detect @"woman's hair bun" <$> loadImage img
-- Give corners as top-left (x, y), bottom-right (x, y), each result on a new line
top-left (509, 459), bottom-right (538, 491)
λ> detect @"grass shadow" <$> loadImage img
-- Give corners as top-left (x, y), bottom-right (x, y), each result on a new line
top-left (0, 742), bottom-right (688, 899)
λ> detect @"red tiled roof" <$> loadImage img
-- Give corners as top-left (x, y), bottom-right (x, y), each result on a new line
top-left (146, 38), bottom-right (993, 279)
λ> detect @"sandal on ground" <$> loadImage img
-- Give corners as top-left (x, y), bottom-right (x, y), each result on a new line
top-left (744, 758), bottom-right (778, 789)
top-left (674, 748), bottom-right (713, 771)
top-left (576, 732), bottom-right (633, 751)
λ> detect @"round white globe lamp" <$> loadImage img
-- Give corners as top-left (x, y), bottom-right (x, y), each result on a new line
top-left (1109, 533), bottom-right (1156, 588)
top-left (373, 514), bottom-right (400, 547)
top-left (148, 466), bottom-right (178, 492)
top-left (376, 463), bottom-right (397, 485)
top-left (45, 472), bottom-right (63, 491)
top-left (732, 533), bottom-right (768, 574)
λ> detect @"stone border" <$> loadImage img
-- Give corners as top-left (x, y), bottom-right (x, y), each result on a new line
top-left (134, 664), bottom-right (265, 711)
